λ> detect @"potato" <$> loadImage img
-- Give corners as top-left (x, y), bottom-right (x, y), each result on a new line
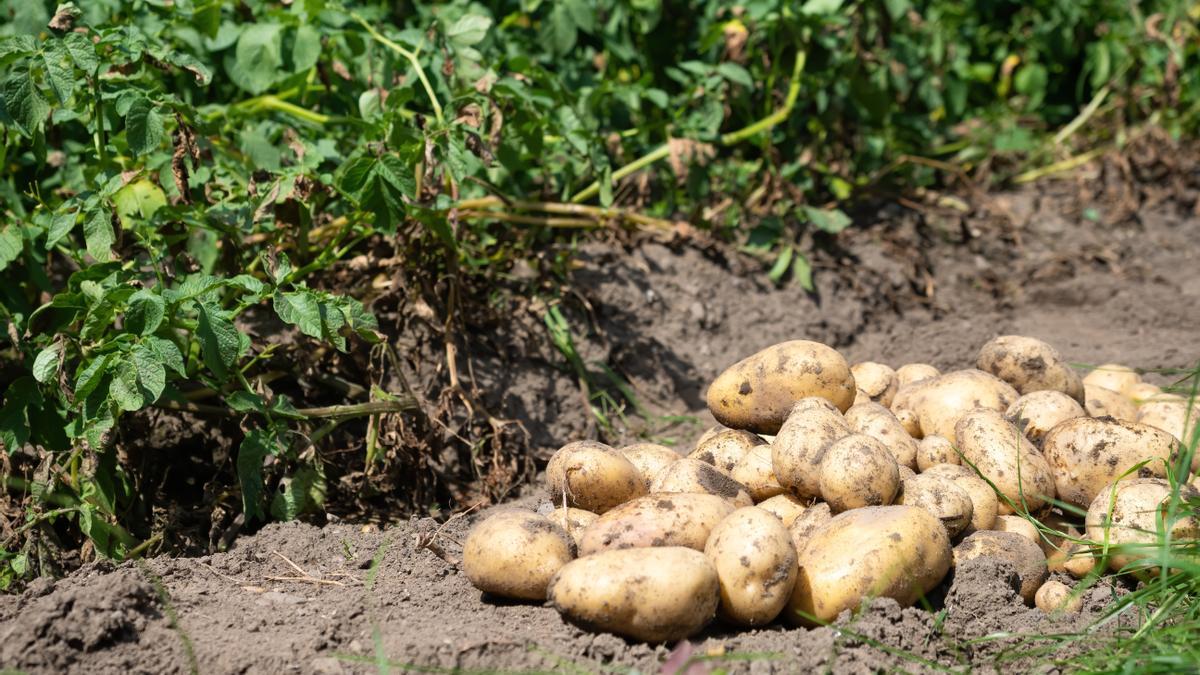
top-left (852, 362), bottom-right (898, 407)
top-left (1062, 544), bottom-right (1098, 579)
top-left (953, 531), bottom-right (1048, 603)
top-left (730, 444), bottom-right (786, 502)
top-left (1006, 390), bottom-right (1086, 447)
top-left (818, 434), bottom-right (901, 513)
top-left (757, 494), bottom-right (809, 527)
top-left (547, 441), bottom-right (646, 514)
top-left (1083, 384), bottom-right (1138, 422)
top-left (1043, 417), bottom-right (1179, 508)
top-left (1038, 510), bottom-right (1083, 566)
top-left (463, 510), bottom-right (575, 600)
top-left (992, 514), bottom-right (1040, 544)
top-left (976, 335), bottom-right (1084, 402)
top-left (578, 493), bottom-right (735, 554)
top-left (896, 473), bottom-right (974, 537)
top-left (706, 340), bottom-right (856, 435)
top-left (898, 464), bottom-right (916, 482)
top-left (1035, 580), bottom-right (1082, 614)
top-left (1137, 400), bottom-right (1198, 444)
top-left (955, 410), bottom-right (1057, 515)
top-left (651, 458), bottom-right (754, 507)
top-left (705, 507), bottom-right (798, 626)
top-left (772, 399), bottom-right (851, 500)
top-left (949, 474), bottom-right (1000, 534)
top-left (896, 363), bottom-right (940, 387)
top-left (922, 463), bottom-right (973, 479)
top-left (1085, 478), bottom-right (1200, 573)
top-left (786, 505), bottom-right (952, 626)
top-left (895, 408), bottom-right (923, 439)
top-left (620, 443), bottom-right (681, 490)
top-left (688, 429), bottom-right (763, 475)
top-left (548, 547), bottom-right (719, 642)
top-left (891, 369), bottom-right (1020, 444)
top-left (788, 502), bottom-right (832, 553)
top-left (548, 507), bottom-right (598, 547)
top-left (1082, 363), bottom-right (1140, 397)
top-left (916, 435), bottom-right (960, 472)
top-left (1127, 382), bottom-right (1165, 405)
top-left (846, 402), bottom-right (919, 469)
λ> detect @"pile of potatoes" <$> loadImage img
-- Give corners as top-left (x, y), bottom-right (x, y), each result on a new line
top-left (462, 338), bottom-right (1199, 642)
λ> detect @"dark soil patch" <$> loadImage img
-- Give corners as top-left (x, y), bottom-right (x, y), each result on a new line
top-left (3, 155), bottom-right (1199, 673)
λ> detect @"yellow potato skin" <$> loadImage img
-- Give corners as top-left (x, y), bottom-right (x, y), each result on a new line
top-left (757, 493), bottom-right (809, 527)
top-left (955, 409), bottom-right (1056, 515)
top-left (704, 507), bottom-right (798, 626)
top-left (1035, 580), bottom-right (1082, 614)
top-left (895, 363), bottom-right (940, 387)
top-left (991, 514), bottom-right (1040, 544)
top-left (688, 429), bottom-right (762, 475)
top-left (706, 340), bottom-right (856, 435)
top-left (786, 505), bottom-right (951, 626)
top-left (547, 441), bottom-right (646, 514)
top-left (953, 530), bottom-right (1048, 603)
top-left (818, 434), bottom-right (901, 513)
top-left (787, 502), bottom-right (832, 553)
top-left (1043, 417), bottom-right (1178, 508)
top-left (1006, 390), bottom-right (1086, 446)
top-left (846, 402), bottom-right (919, 469)
top-left (1083, 384), bottom-right (1138, 422)
top-left (851, 361), bottom-right (899, 407)
top-left (950, 475), bottom-right (1000, 534)
top-left (976, 335), bottom-right (1084, 402)
top-left (730, 444), bottom-right (787, 502)
top-left (772, 399), bottom-right (852, 500)
top-left (547, 507), bottom-right (599, 547)
top-left (1082, 364), bottom-right (1140, 397)
top-left (620, 443), bottom-right (681, 490)
top-left (1137, 400), bottom-right (1198, 444)
top-left (1085, 478), bottom-right (1200, 573)
top-left (896, 473), bottom-right (974, 537)
top-left (650, 458), bottom-right (754, 507)
top-left (577, 493), bottom-right (736, 555)
top-left (463, 510), bottom-right (576, 600)
top-left (916, 435), bottom-right (960, 471)
top-left (892, 369), bottom-right (1020, 444)
top-left (548, 547), bottom-right (719, 642)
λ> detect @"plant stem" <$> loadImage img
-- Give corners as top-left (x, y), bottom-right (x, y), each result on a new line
top-left (569, 50), bottom-right (808, 204)
top-left (457, 210), bottom-right (596, 228)
top-left (157, 397), bottom-right (418, 419)
top-left (351, 13), bottom-right (445, 125)
top-left (454, 196), bottom-right (677, 231)
top-left (3, 475), bottom-right (79, 508)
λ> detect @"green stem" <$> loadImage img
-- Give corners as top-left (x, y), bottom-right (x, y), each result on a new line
top-left (351, 13), bottom-right (445, 125)
top-left (570, 50), bottom-right (807, 204)
top-left (157, 397), bottom-right (418, 419)
top-left (4, 475), bottom-right (79, 508)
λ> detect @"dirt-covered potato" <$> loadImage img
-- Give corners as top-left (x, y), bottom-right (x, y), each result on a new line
top-left (788, 502), bottom-right (832, 553)
top-left (1083, 384), bottom-right (1138, 422)
top-left (619, 443), bottom-right (681, 490)
top-left (896, 473), bottom-right (974, 537)
top-left (1137, 400), bottom-right (1197, 443)
top-left (1043, 417), bottom-right (1179, 508)
top-left (953, 531), bottom-right (1048, 603)
top-left (852, 362), bottom-right (899, 407)
top-left (548, 507), bottom-right (598, 547)
top-left (463, 510), bottom-right (576, 600)
top-left (730, 444), bottom-right (786, 502)
top-left (891, 369), bottom-right (1020, 444)
top-left (895, 408), bottom-right (923, 439)
top-left (846, 402), bottom-right (919, 469)
top-left (956, 409), bottom-right (1057, 515)
top-left (898, 465), bottom-right (916, 482)
top-left (548, 546), bottom-right (719, 642)
top-left (706, 340), bottom-right (857, 435)
top-left (786, 505), bottom-right (952, 625)
top-left (992, 514), bottom-right (1040, 544)
top-left (1082, 363), bottom-right (1140, 397)
top-left (1084, 478), bottom-right (1200, 572)
top-left (547, 441), bottom-right (646, 514)
top-left (578, 493), bottom-right (736, 554)
top-left (772, 398), bottom-right (851, 500)
top-left (756, 494), bottom-right (809, 527)
top-left (948, 474), bottom-right (1000, 534)
top-left (819, 434), bottom-right (901, 513)
top-left (1035, 580), bottom-right (1082, 614)
top-left (916, 435), bottom-right (960, 472)
top-left (896, 363), bottom-right (941, 387)
top-left (705, 507), bottom-right (798, 626)
top-left (1006, 390), bottom-right (1086, 447)
top-left (976, 335), bottom-right (1084, 401)
top-left (688, 429), bottom-right (763, 475)
top-left (650, 458), bottom-right (754, 507)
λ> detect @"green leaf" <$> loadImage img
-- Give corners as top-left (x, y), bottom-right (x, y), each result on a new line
top-left (74, 354), bottom-right (113, 402)
top-left (292, 24), bottom-right (321, 72)
top-left (800, 0), bottom-right (845, 14)
top-left (336, 155), bottom-right (413, 231)
top-left (447, 14), bottom-right (492, 48)
top-left (227, 391), bottom-right (265, 413)
top-left (131, 344), bottom-right (166, 403)
top-left (196, 301), bottom-right (241, 380)
top-left (716, 63), bottom-right (753, 89)
top-left (545, 4), bottom-right (577, 55)
top-left (125, 96), bottom-right (164, 156)
top-left (125, 289), bottom-right (165, 335)
top-left (109, 360), bottom-right (143, 411)
top-left (41, 40), bottom-right (75, 104)
top-left (564, 0), bottom-right (594, 33)
top-left (2, 67), bottom-right (49, 134)
top-left (62, 32), bottom-right (99, 73)
top-left (32, 344), bottom-right (61, 383)
top-left (82, 208), bottom-right (114, 261)
top-left (768, 245), bottom-right (794, 283)
top-left (237, 428), bottom-right (279, 520)
top-left (229, 23), bottom-right (284, 95)
top-left (0, 224), bottom-right (22, 271)
top-left (192, 0), bottom-right (222, 39)
top-left (162, 49), bottom-right (213, 86)
top-left (113, 179), bottom-right (167, 227)
top-left (270, 464), bottom-right (326, 520)
top-left (793, 252), bottom-right (814, 292)
top-left (802, 206), bottom-right (851, 234)
top-left (143, 336), bottom-right (185, 376)
top-left (45, 210), bottom-right (75, 249)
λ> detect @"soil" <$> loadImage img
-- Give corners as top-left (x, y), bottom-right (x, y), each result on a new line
top-left (3, 154), bottom-right (1199, 673)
